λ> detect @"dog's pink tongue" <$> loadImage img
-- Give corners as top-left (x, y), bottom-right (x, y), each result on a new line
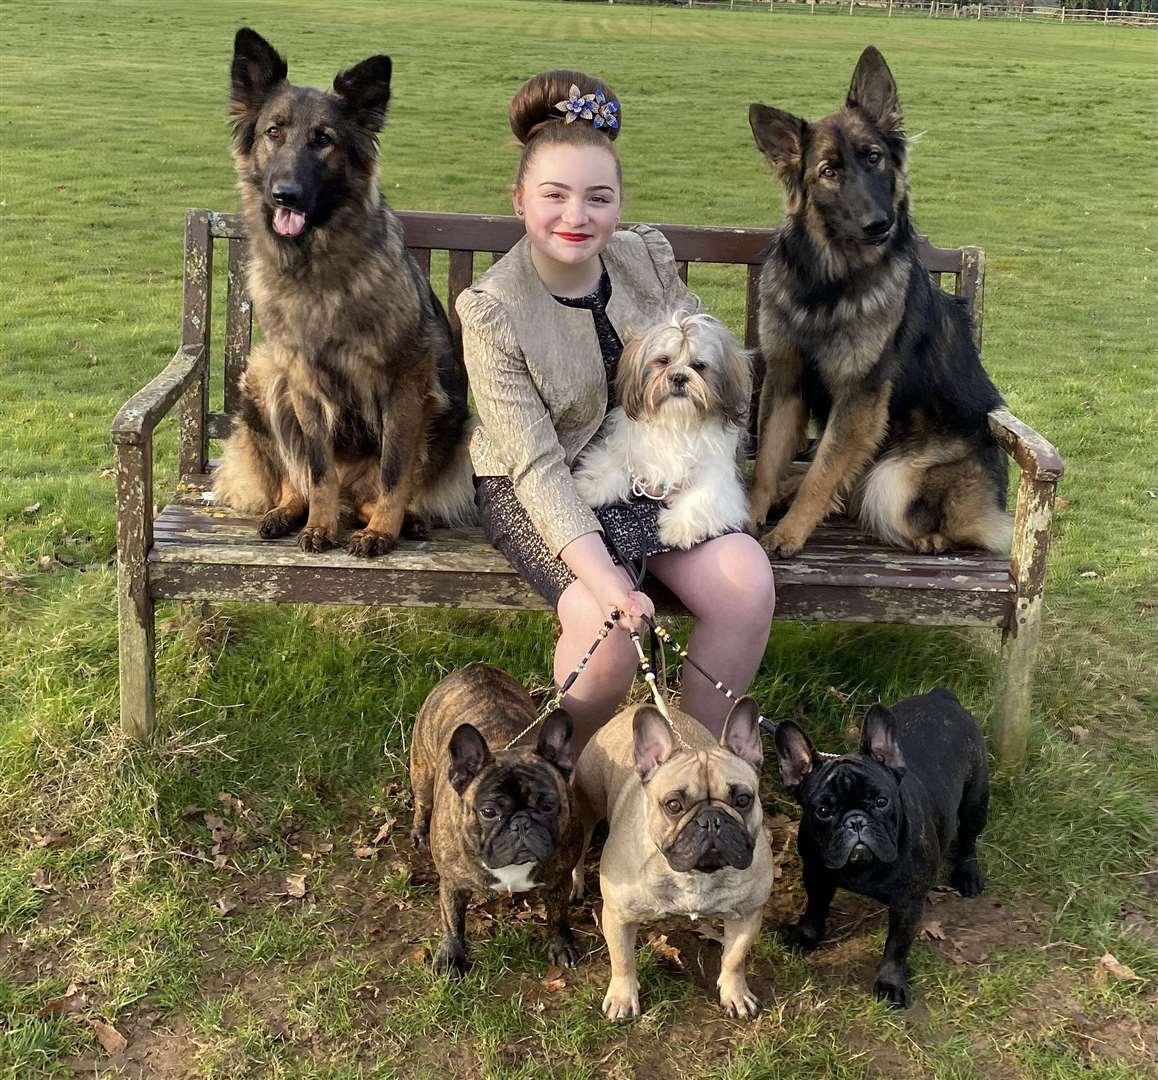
top-left (273, 208), bottom-right (306, 237)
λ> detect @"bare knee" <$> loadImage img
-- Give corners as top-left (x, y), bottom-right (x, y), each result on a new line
top-left (714, 534), bottom-right (776, 626)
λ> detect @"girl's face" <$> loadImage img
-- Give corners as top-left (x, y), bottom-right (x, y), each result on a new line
top-left (513, 142), bottom-right (621, 269)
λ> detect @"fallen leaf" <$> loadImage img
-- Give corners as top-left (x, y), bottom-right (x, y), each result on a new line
top-left (23, 502), bottom-right (41, 515)
top-left (217, 792), bottom-right (246, 817)
top-left (31, 868), bottom-right (54, 893)
top-left (1079, 570), bottom-right (1099, 579)
top-left (212, 853), bottom-right (230, 871)
top-left (646, 933), bottom-right (684, 969)
top-left (284, 873), bottom-right (308, 899)
top-left (203, 813), bottom-right (234, 849)
top-left (541, 966), bottom-right (567, 992)
top-left (37, 555), bottom-right (55, 572)
top-left (826, 685), bottom-right (851, 704)
top-left (1068, 725), bottom-right (1090, 743)
top-left (88, 1018), bottom-right (128, 1054)
top-left (39, 987), bottom-right (89, 1017)
top-left (315, 842), bottom-right (334, 854)
top-left (1096, 953), bottom-right (1140, 981)
top-left (213, 896), bottom-right (239, 916)
top-left (920, 919), bottom-right (946, 941)
top-left (353, 846), bottom-right (378, 859)
top-left (33, 828), bottom-right (70, 849)
top-left (407, 946), bottom-right (429, 965)
top-left (372, 815), bottom-right (397, 845)
top-left (1054, 497), bottom-right (1072, 511)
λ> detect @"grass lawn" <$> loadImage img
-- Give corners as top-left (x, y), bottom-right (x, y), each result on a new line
top-left (1, 1), bottom-right (1155, 1077)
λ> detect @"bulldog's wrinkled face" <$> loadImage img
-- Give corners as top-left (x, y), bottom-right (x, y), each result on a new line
top-left (633, 700), bottom-right (764, 875)
top-left (776, 705), bottom-right (907, 871)
top-left (448, 710), bottom-right (574, 872)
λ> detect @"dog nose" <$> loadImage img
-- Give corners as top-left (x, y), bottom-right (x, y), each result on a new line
top-left (845, 812), bottom-right (869, 835)
top-left (862, 216), bottom-right (892, 238)
top-left (695, 807), bottom-right (730, 833)
top-left (670, 371), bottom-right (690, 389)
top-left (508, 812), bottom-right (531, 834)
top-left (271, 182), bottom-right (303, 209)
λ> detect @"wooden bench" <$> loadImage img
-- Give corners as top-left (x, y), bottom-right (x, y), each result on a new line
top-left (112, 209), bottom-right (1063, 767)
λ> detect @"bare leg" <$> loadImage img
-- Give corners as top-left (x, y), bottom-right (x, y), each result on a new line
top-left (717, 909), bottom-right (763, 1018)
top-left (599, 901), bottom-right (641, 1020)
top-left (649, 533), bottom-right (775, 736)
top-left (555, 579), bottom-right (638, 754)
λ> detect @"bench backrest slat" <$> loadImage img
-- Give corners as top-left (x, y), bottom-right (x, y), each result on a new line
top-left (194, 209), bottom-right (984, 434)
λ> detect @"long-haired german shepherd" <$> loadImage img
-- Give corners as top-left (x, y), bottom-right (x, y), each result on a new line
top-left (213, 28), bottom-right (474, 555)
top-left (747, 46), bottom-right (1010, 557)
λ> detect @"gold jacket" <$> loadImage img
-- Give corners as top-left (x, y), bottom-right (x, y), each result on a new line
top-left (456, 225), bottom-right (701, 556)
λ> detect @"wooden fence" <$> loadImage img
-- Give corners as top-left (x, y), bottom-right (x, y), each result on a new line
top-left (583, 0), bottom-right (1158, 27)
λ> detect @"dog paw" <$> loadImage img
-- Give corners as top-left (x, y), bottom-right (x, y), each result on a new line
top-left (763, 523), bottom-right (808, 558)
top-left (718, 975), bottom-right (760, 1020)
top-left (912, 532), bottom-right (949, 555)
top-left (781, 922), bottom-right (823, 952)
top-left (601, 976), bottom-right (640, 1021)
top-left (872, 963), bottom-right (911, 1009)
top-left (657, 518), bottom-right (703, 551)
top-left (348, 528), bottom-right (396, 557)
top-left (547, 932), bottom-right (581, 969)
top-left (297, 525), bottom-right (337, 552)
top-left (432, 938), bottom-right (470, 980)
top-left (409, 826), bottom-right (429, 851)
top-left (951, 857), bottom-right (985, 897)
top-left (259, 507), bottom-right (303, 539)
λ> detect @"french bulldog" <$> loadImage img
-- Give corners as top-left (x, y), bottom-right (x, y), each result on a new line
top-left (574, 698), bottom-right (774, 1020)
top-left (410, 662), bottom-right (582, 977)
top-left (775, 688), bottom-right (989, 1008)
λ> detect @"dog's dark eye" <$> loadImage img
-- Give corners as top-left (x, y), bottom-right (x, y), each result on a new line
top-left (690, 361), bottom-right (706, 373)
top-left (265, 125), bottom-right (281, 140)
top-left (655, 356), bottom-right (671, 367)
top-left (733, 793), bottom-right (752, 810)
top-left (819, 165), bottom-right (837, 180)
top-left (663, 798), bottom-right (683, 816)
top-left (875, 796), bottom-right (889, 808)
top-left (479, 806), bottom-right (498, 819)
top-left (816, 805), bottom-right (833, 819)
top-left (867, 150), bottom-right (882, 166)
top-left (538, 798), bottom-right (557, 814)
top-left (314, 130), bottom-right (332, 147)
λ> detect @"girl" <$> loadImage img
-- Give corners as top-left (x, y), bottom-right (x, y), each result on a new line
top-left (457, 70), bottom-right (775, 750)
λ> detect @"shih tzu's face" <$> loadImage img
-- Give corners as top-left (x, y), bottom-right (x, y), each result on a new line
top-left (617, 312), bottom-right (752, 428)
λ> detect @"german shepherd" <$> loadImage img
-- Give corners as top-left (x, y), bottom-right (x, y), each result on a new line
top-left (747, 46), bottom-right (1010, 557)
top-left (213, 28), bottom-right (474, 555)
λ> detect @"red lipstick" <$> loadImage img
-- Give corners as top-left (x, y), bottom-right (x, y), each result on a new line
top-left (555, 232), bottom-right (591, 242)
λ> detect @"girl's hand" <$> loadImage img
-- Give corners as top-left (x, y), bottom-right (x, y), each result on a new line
top-left (615, 589), bottom-right (655, 635)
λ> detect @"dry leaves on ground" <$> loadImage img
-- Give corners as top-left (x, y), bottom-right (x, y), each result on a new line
top-left (88, 1018), bottom-right (128, 1055)
top-left (541, 966), bottom-right (568, 992)
top-left (646, 933), bottom-right (684, 970)
top-left (1095, 953), bottom-right (1140, 982)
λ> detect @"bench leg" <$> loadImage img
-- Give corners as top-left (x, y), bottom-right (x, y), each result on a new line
top-left (993, 472), bottom-right (1058, 770)
top-left (116, 440), bottom-right (156, 741)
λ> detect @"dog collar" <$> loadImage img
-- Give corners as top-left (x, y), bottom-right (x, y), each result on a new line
top-left (631, 473), bottom-right (682, 502)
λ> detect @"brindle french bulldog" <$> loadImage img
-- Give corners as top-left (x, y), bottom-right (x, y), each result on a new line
top-left (410, 662), bottom-right (582, 977)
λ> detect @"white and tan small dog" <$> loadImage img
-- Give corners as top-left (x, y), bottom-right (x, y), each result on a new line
top-left (573, 311), bottom-right (753, 550)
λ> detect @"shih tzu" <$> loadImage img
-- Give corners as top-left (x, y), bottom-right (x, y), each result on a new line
top-left (573, 311), bottom-right (753, 550)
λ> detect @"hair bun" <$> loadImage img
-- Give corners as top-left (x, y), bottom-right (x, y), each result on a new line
top-left (509, 69), bottom-right (621, 145)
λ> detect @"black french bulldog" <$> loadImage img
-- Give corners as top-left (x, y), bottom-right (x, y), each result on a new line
top-left (775, 689), bottom-right (989, 1008)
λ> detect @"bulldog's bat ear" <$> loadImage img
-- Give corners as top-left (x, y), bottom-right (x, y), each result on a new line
top-left (721, 697), bottom-right (763, 770)
top-left (846, 45), bottom-right (903, 136)
top-left (774, 721), bottom-right (816, 793)
top-left (633, 706), bottom-right (674, 782)
top-left (861, 704), bottom-right (906, 775)
top-left (536, 708), bottom-right (574, 781)
top-left (448, 722), bottom-right (491, 795)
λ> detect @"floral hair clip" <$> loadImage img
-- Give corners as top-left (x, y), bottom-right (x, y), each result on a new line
top-left (554, 84), bottom-right (620, 130)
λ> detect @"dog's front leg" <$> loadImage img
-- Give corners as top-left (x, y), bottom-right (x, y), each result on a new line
top-left (748, 346), bottom-right (808, 529)
top-left (433, 880), bottom-right (472, 979)
top-left (543, 875), bottom-right (580, 969)
top-left (782, 860), bottom-right (835, 951)
top-left (290, 391), bottom-right (340, 552)
top-left (599, 902), bottom-right (641, 1020)
top-left (765, 386), bottom-right (890, 557)
top-left (874, 893), bottom-right (924, 1009)
top-left (717, 908), bottom-right (762, 1019)
top-left (352, 378), bottom-right (429, 557)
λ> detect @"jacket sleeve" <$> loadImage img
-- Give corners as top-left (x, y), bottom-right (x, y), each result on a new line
top-left (628, 223), bottom-right (704, 315)
top-left (457, 288), bottom-right (602, 558)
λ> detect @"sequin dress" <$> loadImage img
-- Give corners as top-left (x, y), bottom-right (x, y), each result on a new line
top-left (475, 267), bottom-right (674, 608)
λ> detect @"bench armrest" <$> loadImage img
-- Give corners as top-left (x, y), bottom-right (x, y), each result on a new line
top-left (111, 345), bottom-right (207, 446)
top-left (988, 407), bottom-right (1064, 483)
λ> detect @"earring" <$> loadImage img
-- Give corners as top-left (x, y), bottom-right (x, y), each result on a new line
top-left (515, 208), bottom-right (524, 217)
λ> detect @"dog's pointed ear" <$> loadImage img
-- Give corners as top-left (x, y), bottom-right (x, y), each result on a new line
top-left (633, 706), bottom-right (675, 782)
top-left (861, 704), bottom-right (906, 775)
top-left (535, 708), bottom-right (575, 781)
top-left (231, 28), bottom-right (288, 109)
top-left (846, 46), bottom-right (903, 136)
top-left (448, 722), bottom-right (491, 795)
top-left (332, 55), bottom-right (392, 132)
top-left (720, 697), bottom-right (763, 770)
top-left (775, 721), bottom-right (816, 793)
top-left (750, 103), bottom-right (807, 183)
top-left (230, 29), bottom-right (288, 152)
